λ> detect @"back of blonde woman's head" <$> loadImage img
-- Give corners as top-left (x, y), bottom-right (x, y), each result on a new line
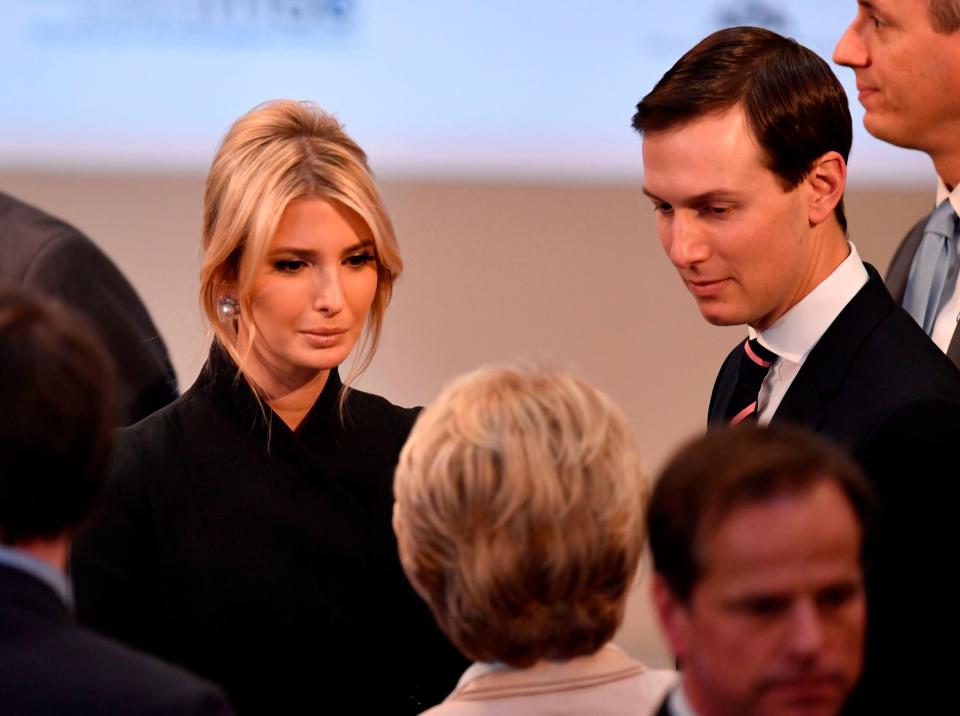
top-left (393, 366), bottom-right (649, 668)
top-left (199, 99), bottom-right (401, 389)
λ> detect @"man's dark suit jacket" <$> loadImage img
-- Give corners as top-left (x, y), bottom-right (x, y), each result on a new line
top-left (0, 563), bottom-right (234, 715)
top-left (708, 267), bottom-right (960, 714)
top-left (886, 210), bottom-right (960, 366)
top-left (0, 191), bottom-right (177, 425)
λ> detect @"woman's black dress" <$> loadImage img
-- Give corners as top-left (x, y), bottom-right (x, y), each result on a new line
top-left (71, 347), bottom-right (466, 714)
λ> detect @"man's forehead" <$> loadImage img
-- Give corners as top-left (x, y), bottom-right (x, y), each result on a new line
top-left (860, 0), bottom-right (930, 22)
top-left (695, 484), bottom-right (862, 576)
top-left (641, 115), bottom-right (770, 201)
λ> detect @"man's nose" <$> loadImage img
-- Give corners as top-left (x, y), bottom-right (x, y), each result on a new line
top-left (666, 213), bottom-right (710, 269)
top-left (786, 600), bottom-right (826, 658)
top-left (833, 24), bottom-right (868, 68)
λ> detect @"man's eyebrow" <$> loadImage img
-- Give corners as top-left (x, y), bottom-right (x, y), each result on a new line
top-left (641, 188), bottom-right (742, 204)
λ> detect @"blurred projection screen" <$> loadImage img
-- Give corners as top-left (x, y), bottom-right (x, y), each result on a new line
top-left (0, 0), bottom-right (931, 183)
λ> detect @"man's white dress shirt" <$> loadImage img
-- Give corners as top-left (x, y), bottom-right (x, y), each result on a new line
top-left (749, 243), bottom-right (869, 424)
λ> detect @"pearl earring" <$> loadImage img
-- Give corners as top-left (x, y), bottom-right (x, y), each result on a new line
top-left (218, 296), bottom-right (239, 320)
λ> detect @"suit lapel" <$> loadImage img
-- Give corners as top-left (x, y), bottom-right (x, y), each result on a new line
top-left (772, 268), bottom-right (894, 428)
top-left (884, 215), bottom-right (927, 302)
top-left (707, 345), bottom-right (742, 426)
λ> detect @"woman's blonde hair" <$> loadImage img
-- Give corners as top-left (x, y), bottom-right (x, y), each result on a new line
top-left (393, 366), bottom-right (650, 668)
top-left (199, 99), bottom-right (401, 392)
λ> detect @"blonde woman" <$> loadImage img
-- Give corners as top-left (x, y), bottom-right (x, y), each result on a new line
top-left (71, 100), bottom-right (466, 715)
top-left (393, 366), bottom-right (676, 716)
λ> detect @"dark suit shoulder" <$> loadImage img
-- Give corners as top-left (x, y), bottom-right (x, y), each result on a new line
top-left (1, 622), bottom-right (234, 715)
top-left (0, 192), bottom-right (178, 424)
top-left (0, 564), bottom-right (233, 715)
top-left (0, 192), bottom-right (88, 280)
top-left (851, 306), bottom-right (960, 408)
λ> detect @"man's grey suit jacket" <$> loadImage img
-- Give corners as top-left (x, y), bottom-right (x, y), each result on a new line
top-left (886, 209), bottom-right (960, 366)
top-left (0, 191), bottom-right (177, 424)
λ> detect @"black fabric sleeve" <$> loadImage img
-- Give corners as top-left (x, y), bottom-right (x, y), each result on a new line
top-left (71, 428), bottom-right (164, 654)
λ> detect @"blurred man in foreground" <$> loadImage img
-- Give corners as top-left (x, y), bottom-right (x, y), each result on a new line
top-left (649, 425), bottom-right (871, 716)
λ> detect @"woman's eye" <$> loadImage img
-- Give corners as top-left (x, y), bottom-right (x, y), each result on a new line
top-left (274, 259), bottom-right (306, 273)
top-left (345, 252), bottom-right (376, 268)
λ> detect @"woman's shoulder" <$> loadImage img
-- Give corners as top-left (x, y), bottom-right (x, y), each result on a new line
top-left (342, 386), bottom-right (422, 444)
top-left (111, 374), bottom-right (233, 468)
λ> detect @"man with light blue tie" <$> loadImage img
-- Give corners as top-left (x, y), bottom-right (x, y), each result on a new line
top-left (835, 0), bottom-right (960, 365)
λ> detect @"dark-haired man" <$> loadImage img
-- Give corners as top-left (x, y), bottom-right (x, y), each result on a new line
top-left (649, 425), bottom-right (870, 716)
top-left (835, 0), bottom-right (960, 366)
top-left (0, 287), bottom-right (234, 715)
top-left (634, 26), bottom-right (960, 713)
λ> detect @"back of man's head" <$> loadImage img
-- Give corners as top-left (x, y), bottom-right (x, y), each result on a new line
top-left (0, 286), bottom-right (114, 544)
top-left (634, 25), bottom-right (852, 231)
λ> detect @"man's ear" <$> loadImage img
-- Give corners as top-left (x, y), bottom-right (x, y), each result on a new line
top-left (653, 573), bottom-right (693, 661)
top-left (806, 151), bottom-right (847, 227)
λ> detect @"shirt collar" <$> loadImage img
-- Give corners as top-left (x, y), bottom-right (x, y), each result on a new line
top-left (453, 660), bottom-right (511, 693)
top-left (935, 176), bottom-right (960, 218)
top-left (0, 544), bottom-right (73, 609)
top-left (747, 242), bottom-right (868, 364)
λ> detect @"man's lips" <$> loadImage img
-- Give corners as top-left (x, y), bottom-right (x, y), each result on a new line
top-left (685, 277), bottom-right (730, 298)
top-left (856, 83), bottom-right (879, 103)
top-left (762, 672), bottom-right (848, 700)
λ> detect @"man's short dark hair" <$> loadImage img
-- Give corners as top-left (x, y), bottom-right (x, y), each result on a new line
top-left (648, 424), bottom-right (873, 603)
top-left (0, 287), bottom-right (114, 543)
top-left (930, 0), bottom-right (960, 33)
top-left (633, 26), bottom-right (852, 232)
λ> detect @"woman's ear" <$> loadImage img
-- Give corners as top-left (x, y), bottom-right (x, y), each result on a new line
top-left (806, 151), bottom-right (847, 227)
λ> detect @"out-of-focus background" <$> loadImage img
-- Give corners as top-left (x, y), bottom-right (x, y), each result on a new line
top-left (0, 0), bottom-right (935, 667)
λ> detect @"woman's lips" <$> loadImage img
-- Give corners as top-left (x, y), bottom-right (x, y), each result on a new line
top-left (300, 329), bottom-right (347, 347)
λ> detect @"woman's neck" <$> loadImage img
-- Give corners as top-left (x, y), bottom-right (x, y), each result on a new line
top-left (263, 369), bottom-right (329, 431)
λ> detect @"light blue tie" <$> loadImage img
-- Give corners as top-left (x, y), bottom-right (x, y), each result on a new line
top-left (902, 199), bottom-right (960, 335)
